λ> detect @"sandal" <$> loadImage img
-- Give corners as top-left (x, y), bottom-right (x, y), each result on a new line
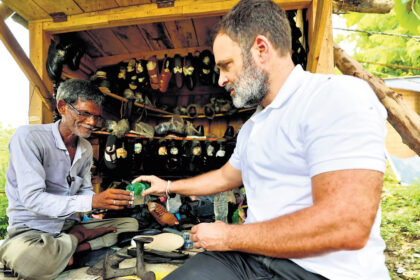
top-left (159, 56), bottom-right (173, 93)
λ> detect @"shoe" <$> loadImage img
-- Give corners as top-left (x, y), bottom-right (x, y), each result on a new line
top-left (203, 103), bottom-right (215, 119)
top-left (46, 40), bottom-right (66, 82)
top-left (104, 134), bottom-right (117, 170)
top-left (186, 104), bottom-right (200, 119)
top-left (191, 140), bottom-right (202, 156)
top-left (136, 59), bottom-right (149, 89)
top-left (65, 42), bottom-right (84, 71)
top-left (134, 120), bottom-right (155, 137)
top-left (196, 125), bottom-right (204, 137)
top-left (173, 54), bottom-right (183, 89)
top-left (184, 121), bottom-right (200, 136)
top-left (183, 53), bottom-right (195, 91)
top-left (174, 106), bottom-right (187, 115)
top-left (126, 58), bottom-right (136, 76)
top-left (116, 142), bottom-right (128, 159)
top-left (159, 56), bottom-right (172, 93)
top-left (157, 139), bottom-right (168, 156)
top-left (198, 50), bottom-right (214, 85)
top-left (167, 140), bottom-right (180, 156)
top-left (147, 202), bottom-right (179, 226)
top-left (223, 126), bottom-right (235, 140)
top-left (147, 56), bottom-right (160, 90)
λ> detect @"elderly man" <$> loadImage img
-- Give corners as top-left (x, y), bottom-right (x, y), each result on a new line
top-left (135, 0), bottom-right (390, 279)
top-left (0, 79), bottom-right (138, 279)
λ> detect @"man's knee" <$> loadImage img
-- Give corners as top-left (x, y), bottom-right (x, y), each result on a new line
top-left (114, 217), bottom-right (139, 232)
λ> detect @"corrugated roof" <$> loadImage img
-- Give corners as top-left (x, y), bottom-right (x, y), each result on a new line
top-left (384, 76), bottom-right (420, 93)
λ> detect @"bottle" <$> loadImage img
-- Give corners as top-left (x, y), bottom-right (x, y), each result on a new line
top-left (213, 191), bottom-right (228, 223)
top-left (126, 182), bottom-right (150, 207)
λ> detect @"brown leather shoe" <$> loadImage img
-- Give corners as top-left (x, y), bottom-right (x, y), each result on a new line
top-left (159, 56), bottom-right (173, 93)
top-left (147, 202), bottom-right (179, 226)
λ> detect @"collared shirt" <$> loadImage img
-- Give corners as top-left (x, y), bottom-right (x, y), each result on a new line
top-left (5, 120), bottom-right (94, 234)
top-left (229, 65), bottom-right (389, 279)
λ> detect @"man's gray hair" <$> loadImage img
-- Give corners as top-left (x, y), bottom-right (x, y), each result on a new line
top-left (213, 0), bottom-right (291, 56)
top-left (56, 79), bottom-right (104, 105)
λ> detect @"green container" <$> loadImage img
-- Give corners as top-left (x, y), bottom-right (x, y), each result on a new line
top-left (126, 182), bottom-right (150, 206)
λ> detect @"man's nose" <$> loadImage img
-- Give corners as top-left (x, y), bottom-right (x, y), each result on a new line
top-left (218, 73), bottom-right (228, 87)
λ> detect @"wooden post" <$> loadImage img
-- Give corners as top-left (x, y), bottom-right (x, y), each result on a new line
top-left (28, 22), bottom-right (54, 124)
top-left (307, 0), bottom-right (333, 73)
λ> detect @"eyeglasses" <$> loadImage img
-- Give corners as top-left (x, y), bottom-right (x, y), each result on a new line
top-left (67, 102), bottom-right (102, 123)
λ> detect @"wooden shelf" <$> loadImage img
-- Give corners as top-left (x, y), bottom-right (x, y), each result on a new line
top-left (99, 87), bottom-right (256, 118)
top-left (92, 130), bottom-right (229, 142)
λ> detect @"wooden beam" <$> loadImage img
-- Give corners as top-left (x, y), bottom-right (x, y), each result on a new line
top-left (334, 43), bottom-right (420, 156)
top-left (42, 0), bottom-right (312, 34)
top-left (0, 14), bottom-right (54, 111)
top-left (94, 45), bottom-right (210, 67)
top-left (306, 0), bottom-right (332, 73)
top-left (1, 0), bottom-right (50, 21)
top-left (0, 2), bottom-right (13, 20)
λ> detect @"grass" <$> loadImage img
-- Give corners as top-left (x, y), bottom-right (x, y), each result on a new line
top-left (0, 124), bottom-right (418, 278)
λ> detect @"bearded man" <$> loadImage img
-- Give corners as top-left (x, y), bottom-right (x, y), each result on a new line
top-left (133, 0), bottom-right (390, 279)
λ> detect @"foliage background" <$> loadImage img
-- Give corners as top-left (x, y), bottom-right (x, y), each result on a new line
top-left (0, 124), bottom-right (14, 238)
top-left (335, 8), bottom-right (420, 78)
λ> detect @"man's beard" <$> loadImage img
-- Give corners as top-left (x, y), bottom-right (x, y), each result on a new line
top-left (225, 52), bottom-right (269, 108)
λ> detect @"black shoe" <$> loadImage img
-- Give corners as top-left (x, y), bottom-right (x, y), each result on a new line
top-left (46, 40), bottom-right (66, 82)
top-left (223, 126), bottom-right (235, 140)
top-left (198, 50), bottom-right (214, 85)
top-left (183, 53), bottom-right (196, 91)
top-left (173, 54), bottom-right (184, 89)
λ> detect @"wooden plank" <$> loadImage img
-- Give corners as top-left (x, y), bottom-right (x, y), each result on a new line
top-left (28, 22), bottom-right (54, 124)
top-left (115, 0), bottom-right (152, 6)
top-left (0, 15), bottom-right (54, 112)
top-left (32, 0), bottom-right (83, 16)
top-left (42, 0), bottom-right (312, 33)
top-left (94, 45), bottom-right (209, 67)
top-left (86, 28), bottom-right (129, 56)
top-left (138, 22), bottom-right (173, 50)
top-left (112, 25), bottom-right (151, 53)
top-left (193, 16), bottom-right (221, 47)
top-left (74, 0), bottom-right (119, 13)
top-left (314, 10), bottom-right (333, 73)
top-left (78, 31), bottom-right (107, 57)
top-left (306, 0), bottom-right (331, 73)
top-left (164, 19), bottom-right (198, 49)
top-left (2, 0), bottom-right (49, 21)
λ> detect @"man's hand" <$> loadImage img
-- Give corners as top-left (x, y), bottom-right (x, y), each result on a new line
top-left (132, 175), bottom-right (167, 197)
top-left (92, 188), bottom-right (133, 210)
top-left (190, 221), bottom-right (232, 251)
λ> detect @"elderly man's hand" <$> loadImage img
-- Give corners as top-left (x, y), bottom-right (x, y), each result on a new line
top-left (190, 221), bottom-right (232, 251)
top-left (92, 189), bottom-right (133, 210)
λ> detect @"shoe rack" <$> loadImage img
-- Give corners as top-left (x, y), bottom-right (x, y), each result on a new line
top-left (11, 0), bottom-right (334, 191)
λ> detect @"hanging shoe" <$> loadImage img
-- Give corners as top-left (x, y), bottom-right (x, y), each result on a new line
top-left (46, 40), bottom-right (66, 82)
top-left (223, 126), bottom-right (235, 140)
top-left (136, 59), bottom-right (150, 89)
top-left (183, 53), bottom-right (196, 91)
top-left (104, 134), bottom-right (118, 170)
top-left (159, 56), bottom-right (173, 93)
top-left (173, 54), bottom-right (183, 89)
top-left (198, 50), bottom-right (214, 85)
top-left (147, 56), bottom-right (160, 90)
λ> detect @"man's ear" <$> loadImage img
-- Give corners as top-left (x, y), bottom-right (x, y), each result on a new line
top-left (57, 100), bottom-right (67, 115)
top-left (252, 35), bottom-right (270, 64)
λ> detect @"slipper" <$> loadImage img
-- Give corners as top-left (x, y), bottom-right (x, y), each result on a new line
top-left (173, 54), bottom-right (184, 89)
top-left (147, 55), bottom-right (160, 90)
top-left (104, 134), bottom-right (117, 170)
top-left (159, 56), bottom-right (173, 93)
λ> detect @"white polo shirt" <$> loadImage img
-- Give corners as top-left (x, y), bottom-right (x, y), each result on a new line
top-left (229, 65), bottom-right (390, 279)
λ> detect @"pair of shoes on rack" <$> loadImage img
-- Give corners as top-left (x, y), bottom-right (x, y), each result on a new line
top-left (147, 55), bottom-right (173, 93)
